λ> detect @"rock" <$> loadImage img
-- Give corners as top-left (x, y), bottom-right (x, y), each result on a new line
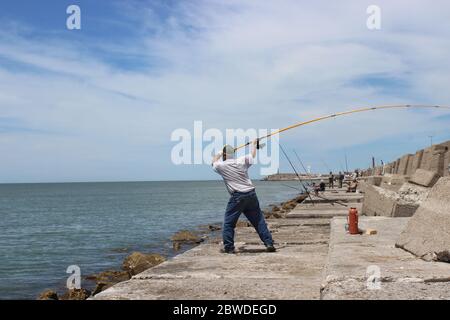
top-left (60, 288), bottom-right (91, 300)
top-left (92, 282), bottom-right (113, 296)
top-left (208, 224), bottom-right (221, 231)
top-left (271, 212), bottom-right (283, 219)
top-left (397, 182), bottom-right (430, 203)
top-left (282, 201), bottom-right (296, 211)
top-left (122, 252), bottom-right (166, 276)
top-left (171, 230), bottom-right (202, 243)
top-left (236, 220), bottom-right (251, 227)
top-left (173, 242), bottom-right (181, 251)
top-left (37, 289), bottom-right (58, 300)
top-left (86, 270), bottom-right (131, 283)
top-left (294, 194), bottom-right (308, 203)
top-left (409, 169), bottom-right (440, 187)
top-left (272, 206), bottom-right (280, 212)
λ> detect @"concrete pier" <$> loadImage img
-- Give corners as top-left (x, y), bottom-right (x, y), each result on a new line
top-left (93, 217), bottom-right (331, 299)
top-left (93, 188), bottom-right (365, 300)
top-left (321, 217), bottom-right (450, 299)
top-left (92, 155), bottom-right (450, 300)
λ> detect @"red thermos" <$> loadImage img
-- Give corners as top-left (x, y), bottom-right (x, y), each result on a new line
top-left (348, 207), bottom-right (359, 235)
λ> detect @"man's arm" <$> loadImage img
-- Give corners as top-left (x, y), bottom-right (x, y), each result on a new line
top-left (211, 151), bottom-right (223, 166)
top-left (251, 139), bottom-right (257, 158)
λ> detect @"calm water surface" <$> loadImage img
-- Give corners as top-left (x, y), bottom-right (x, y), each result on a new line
top-left (0, 180), bottom-right (302, 299)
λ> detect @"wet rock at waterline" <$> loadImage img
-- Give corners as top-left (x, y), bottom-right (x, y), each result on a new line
top-left (171, 230), bottom-right (203, 243)
top-left (60, 288), bottom-right (91, 300)
top-left (122, 251), bottom-right (166, 276)
top-left (37, 289), bottom-right (58, 300)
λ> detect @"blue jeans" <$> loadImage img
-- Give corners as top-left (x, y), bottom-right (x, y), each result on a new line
top-left (223, 190), bottom-right (274, 251)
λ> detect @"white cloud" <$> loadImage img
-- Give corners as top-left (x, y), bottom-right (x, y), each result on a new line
top-left (1, 0), bottom-right (450, 181)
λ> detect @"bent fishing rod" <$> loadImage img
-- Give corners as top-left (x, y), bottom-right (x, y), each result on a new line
top-left (234, 104), bottom-right (450, 151)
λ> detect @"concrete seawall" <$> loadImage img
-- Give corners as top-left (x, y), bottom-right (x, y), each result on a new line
top-left (362, 140), bottom-right (450, 177)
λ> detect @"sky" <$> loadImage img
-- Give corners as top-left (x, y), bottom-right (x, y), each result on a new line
top-left (1, 0), bottom-right (450, 183)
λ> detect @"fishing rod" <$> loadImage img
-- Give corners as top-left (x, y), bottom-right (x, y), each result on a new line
top-left (344, 151), bottom-right (349, 173)
top-left (293, 150), bottom-right (312, 181)
top-left (339, 162), bottom-right (345, 173)
top-left (234, 104), bottom-right (450, 151)
top-left (321, 158), bottom-right (332, 174)
top-left (279, 144), bottom-right (315, 205)
top-left (281, 184), bottom-right (304, 192)
top-left (293, 150), bottom-right (317, 188)
top-left (293, 150), bottom-right (348, 207)
top-left (280, 145), bottom-right (347, 207)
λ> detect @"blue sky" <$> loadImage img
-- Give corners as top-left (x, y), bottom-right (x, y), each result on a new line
top-left (1, 0), bottom-right (450, 183)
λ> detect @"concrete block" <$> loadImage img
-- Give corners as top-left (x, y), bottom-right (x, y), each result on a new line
top-left (420, 144), bottom-right (447, 176)
top-left (322, 217), bottom-right (450, 300)
top-left (384, 163), bottom-right (393, 174)
top-left (366, 176), bottom-right (382, 186)
top-left (374, 166), bottom-right (383, 176)
top-left (357, 180), bottom-right (369, 193)
top-left (381, 174), bottom-right (408, 191)
top-left (397, 154), bottom-right (412, 175)
top-left (394, 159), bottom-right (401, 174)
top-left (396, 177), bottom-right (450, 262)
top-left (362, 184), bottom-right (419, 217)
top-left (409, 169), bottom-right (439, 187)
top-left (410, 150), bottom-right (424, 174)
top-left (406, 155), bottom-right (415, 176)
top-left (445, 151), bottom-right (450, 177)
top-left (431, 146), bottom-right (447, 177)
top-left (420, 147), bottom-right (432, 170)
top-left (440, 141), bottom-right (450, 177)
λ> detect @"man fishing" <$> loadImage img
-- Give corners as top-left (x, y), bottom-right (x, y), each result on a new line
top-left (328, 171), bottom-right (334, 189)
top-left (212, 140), bottom-right (276, 254)
top-left (338, 171), bottom-right (345, 188)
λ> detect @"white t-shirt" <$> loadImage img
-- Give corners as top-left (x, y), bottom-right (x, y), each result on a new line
top-left (212, 155), bottom-right (255, 194)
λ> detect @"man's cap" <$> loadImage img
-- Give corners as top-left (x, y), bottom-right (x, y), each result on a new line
top-left (223, 145), bottom-right (235, 158)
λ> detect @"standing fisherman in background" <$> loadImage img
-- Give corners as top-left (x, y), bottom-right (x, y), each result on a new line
top-left (338, 171), bottom-right (345, 188)
top-left (329, 171), bottom-right (334, 189)
top-left (212, 140), bottom-right (276, 254)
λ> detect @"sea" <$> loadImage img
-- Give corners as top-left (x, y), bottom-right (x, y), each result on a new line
top-left (0, 180), bottom-right (303, 299)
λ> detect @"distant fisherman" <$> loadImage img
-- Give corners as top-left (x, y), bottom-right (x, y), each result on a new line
top-left (329, 171), bottom-right (334, 189)
top-left (338, 171), bottom-right (344, 188)
top-left (319, 180), bottom-right (326, 192)
top-left (212, 140), bottom-right (276, 254)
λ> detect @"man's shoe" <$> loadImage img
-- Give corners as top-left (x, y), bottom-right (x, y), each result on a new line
top-left (266, 245), bottom-right (276, 253)
top-left (220, 248), bottom-right (236, 254)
